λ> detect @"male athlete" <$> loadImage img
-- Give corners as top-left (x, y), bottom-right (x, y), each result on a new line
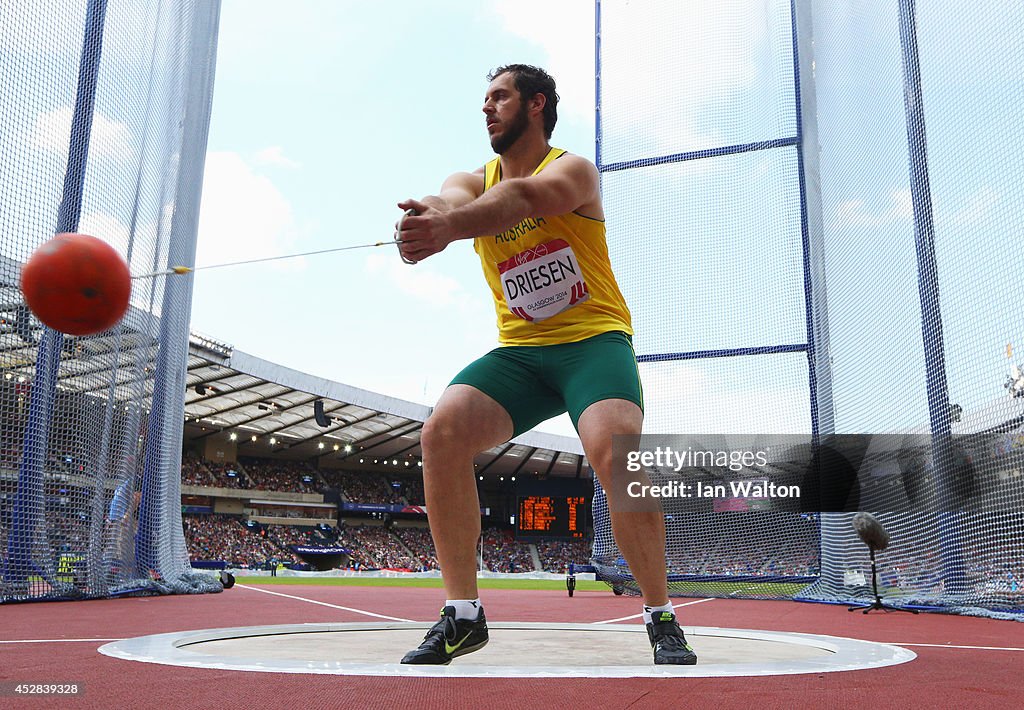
top-left (395, 64), bottom-right (696, 666)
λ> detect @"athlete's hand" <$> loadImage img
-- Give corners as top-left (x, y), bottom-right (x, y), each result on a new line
top-left (395, 199), bottom-right (455, 263)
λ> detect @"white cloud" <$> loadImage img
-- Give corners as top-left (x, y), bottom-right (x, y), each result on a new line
top-left (893, 189), bottom-right (914, 219)
top-left (491, 0), bottom-right (778, 160)
top-left (31, 106), bottom-right (135, 161)
top-left (196, 151), bottom-right (301, 270)
top-left (602, 0), bottom-right (768, 95)
top-left (77, 211), bottom-right (133, 257)
top-left (596, 0), bottom-right (783, 161)
top-left (364, 251), bottom-right (472, 308)
top-left (490, 0), bottom-right (595, 126)
top-left (946, 186), bottom-right (1000, 228)
top-left (831, 188), bottom-right (914, 228)
top-left (640, 362), bottom-right (810, 435)
top-left (253, 146), bottom-right (300, 169)
top-left (831, 186), bottom-right (1000, 231)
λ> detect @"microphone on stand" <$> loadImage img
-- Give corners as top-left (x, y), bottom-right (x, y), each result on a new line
top-left (848, 512), bottom-right (917, 615)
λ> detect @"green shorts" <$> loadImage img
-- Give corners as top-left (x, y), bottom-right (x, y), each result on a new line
top-left (450, 331), bottom-right (644, 437)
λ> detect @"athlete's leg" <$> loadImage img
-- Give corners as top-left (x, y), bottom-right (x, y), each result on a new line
top-left (552, 333), bottom-right (668, 604)
top-left (421, 384), bottom-right (512, 601)
top-left (576, 398), bottom-right (670, 607)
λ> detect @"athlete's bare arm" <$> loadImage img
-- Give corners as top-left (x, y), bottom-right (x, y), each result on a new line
top-left (402, 169), bottom-right (485, 215)
top-left (397, 154), bottom-right (601, 263)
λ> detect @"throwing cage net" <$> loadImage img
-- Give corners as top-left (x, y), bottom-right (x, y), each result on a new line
top-left (0, 0), bottom-right (222, 601)
top-left (593, 0), bottom-right (1024, 618)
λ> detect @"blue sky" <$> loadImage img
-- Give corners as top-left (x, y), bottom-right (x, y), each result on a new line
top-left (193, 0), bottom-right (817, 437)
top-left (191, 0), bottom-right (1024, 438)
top-left (191, 0), bottom-right (598, 436)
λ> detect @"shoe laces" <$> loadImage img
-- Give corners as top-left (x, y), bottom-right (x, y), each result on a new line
top-left (440, 614), bottom-right (458, 641)
top-left (423, 611), bottom-right (458, 645)
top-left (650, 614), bottom-right (687, 648)
top-left (654, 628), bottom-right (688, 651)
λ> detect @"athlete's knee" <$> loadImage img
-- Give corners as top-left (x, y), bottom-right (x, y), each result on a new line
top-left (423, 387), bottom-right (513, 458)
top-left (421, 410), bottom-right (488, 459)
top-left (578, 400), bottom-right (642, 473)
top-left (581, 429), bottom-right (638, 480)
top-left (420, 414), bottom-right (462, 456)
top-left (588, 447), bottom-right (616, 479)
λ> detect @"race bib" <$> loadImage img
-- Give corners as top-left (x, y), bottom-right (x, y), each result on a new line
top-left (497, 239), bottom-right (590, 322)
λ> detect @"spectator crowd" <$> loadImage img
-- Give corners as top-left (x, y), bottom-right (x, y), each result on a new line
top-left (183, 514), bottom-right (300, 569)
top-left (238, 456), bottom-right (320, 494)
top-left (320, 469), bottom-right (405, 504)
top-left (180, 453), bottom-right (213, 486)
top-left (536, 538), bottom-right (591, 572)
top-left (481, 528), bottom-right (536, 573)
top-left (392, 526), bottom-right (439, 570)
top-left (175, 457), bottom-right (837, 581)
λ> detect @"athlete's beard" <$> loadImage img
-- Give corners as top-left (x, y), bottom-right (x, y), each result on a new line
top-left (490, 102), bottom-right (530, 155)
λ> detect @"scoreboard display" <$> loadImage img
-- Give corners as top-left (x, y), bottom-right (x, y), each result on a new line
top-left (514, 479), bottom-right (591, 540)
top-left (516, 495), bottom-right (589, 539)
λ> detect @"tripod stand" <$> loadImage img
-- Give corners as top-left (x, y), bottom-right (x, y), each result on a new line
top-left (847, 547), bottom-right (918, 614)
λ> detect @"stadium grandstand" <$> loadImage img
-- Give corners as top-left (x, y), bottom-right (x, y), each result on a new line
top-left (171, 333), bottom-right (596, 575)
top-left (6, 330), bottom-right (1024, 590)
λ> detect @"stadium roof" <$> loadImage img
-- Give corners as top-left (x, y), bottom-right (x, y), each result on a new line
top-left (1, 252), bottom-right (588, 480)
top-left (183, 333), bottom-right (588, 480)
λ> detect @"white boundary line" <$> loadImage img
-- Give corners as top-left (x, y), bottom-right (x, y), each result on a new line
top-left (235, 583), bottom-right (413, 622)
top-left (894, 642), bottom-right (1024, 652)
top-left (0, 638), bottom-right (123, 643)
top-left (594, 597), bottom-right (717, 624)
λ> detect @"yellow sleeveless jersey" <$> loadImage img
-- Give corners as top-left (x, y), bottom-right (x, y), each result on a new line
top-left (474, 147), bottom-right (633, 346)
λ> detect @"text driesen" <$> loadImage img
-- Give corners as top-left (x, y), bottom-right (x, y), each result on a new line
top-left (504, 255), bottom-right (578, 301)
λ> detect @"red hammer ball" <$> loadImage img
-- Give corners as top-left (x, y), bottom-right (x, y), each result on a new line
top-left (19, 233), bottom-right (131, 336)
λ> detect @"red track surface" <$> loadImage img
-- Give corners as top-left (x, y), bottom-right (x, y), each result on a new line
top-left (1, 585), bottom-right (1021, 709)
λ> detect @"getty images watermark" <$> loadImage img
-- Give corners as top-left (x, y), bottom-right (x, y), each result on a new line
top-left (623, 445), bottom-right (801, 501)
top-left (609, 433), bottom-right (991, 514)
top-left (604, 435), bottom-right (811, 514)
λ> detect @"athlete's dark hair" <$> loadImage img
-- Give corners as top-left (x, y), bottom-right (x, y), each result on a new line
top-left (487, 64), bottom-right (559, 139)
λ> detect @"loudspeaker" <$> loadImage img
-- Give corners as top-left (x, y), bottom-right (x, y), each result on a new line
top-left (314, 399), bottom-right (330, 427)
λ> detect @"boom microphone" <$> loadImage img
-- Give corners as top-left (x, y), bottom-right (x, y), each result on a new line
top-left (847, 512), bottom-right (916, 614)
top-left (852, 512), bottom-right (889, 552)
